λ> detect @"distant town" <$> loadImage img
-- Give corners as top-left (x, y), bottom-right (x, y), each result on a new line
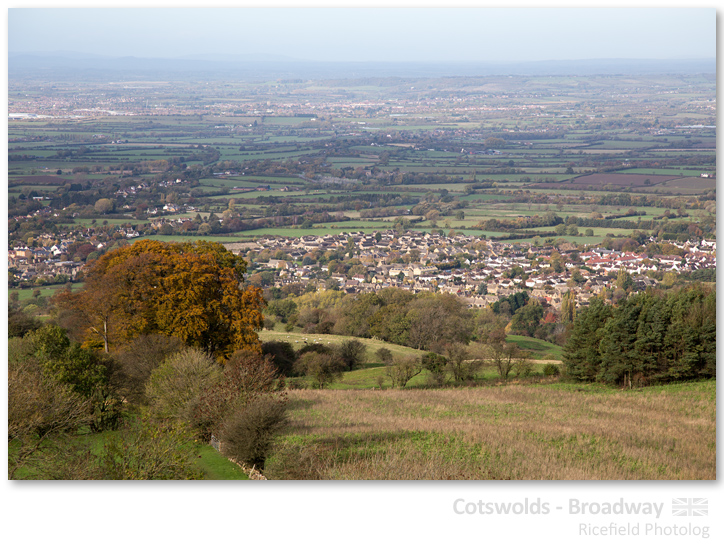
top-left (10, 219), bottom-right (716, 311)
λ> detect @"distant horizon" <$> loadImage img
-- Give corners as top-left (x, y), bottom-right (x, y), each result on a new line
top-left (9, 54), bottom-right (715, 81)
top-left (8, 50), bottom-right (717, 64)
top-left (8, 8), bottom-right (716, 64)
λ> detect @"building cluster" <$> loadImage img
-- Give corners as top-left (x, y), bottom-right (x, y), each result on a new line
top-left (8, 226), bottom-right (139, 286)
top-left (226, 231), bottom-right (716, 310)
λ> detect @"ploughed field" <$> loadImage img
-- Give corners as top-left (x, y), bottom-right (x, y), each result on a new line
top-left (265, 380), bottom-right (715, 480)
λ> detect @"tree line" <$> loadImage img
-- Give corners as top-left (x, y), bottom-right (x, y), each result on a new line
top-left (563, 284), bottom-right (715, 386)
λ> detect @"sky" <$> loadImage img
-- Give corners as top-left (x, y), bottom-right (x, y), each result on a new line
top-left (7, 6), bottom-right (717, 63)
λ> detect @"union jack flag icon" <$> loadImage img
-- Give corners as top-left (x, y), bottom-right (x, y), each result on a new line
top-left (672, 498), bottom-right (708, 516)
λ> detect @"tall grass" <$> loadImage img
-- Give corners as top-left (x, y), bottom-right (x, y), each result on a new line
top-left (265, 381), bottom-right (715, 480)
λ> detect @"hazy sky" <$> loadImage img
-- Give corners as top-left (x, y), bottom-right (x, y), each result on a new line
top-left (8, 7), bottom-right (716, 63)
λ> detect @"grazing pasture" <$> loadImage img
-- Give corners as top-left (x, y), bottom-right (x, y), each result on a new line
top-left (266, 381), bottom-right (715, 480)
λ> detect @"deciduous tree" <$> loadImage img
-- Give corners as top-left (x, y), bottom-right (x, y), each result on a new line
top-left (55, 240), bottom-right (265, 358)
top-left (296, 351), bottom-right (344, 389)
top-left (385, 356), bottom-right (422, 388)
top-left (485, 330), bottom-right (528, 380)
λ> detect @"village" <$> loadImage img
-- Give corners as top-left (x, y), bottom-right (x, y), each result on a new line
top-left (226, 230), bottom-right (716, 310)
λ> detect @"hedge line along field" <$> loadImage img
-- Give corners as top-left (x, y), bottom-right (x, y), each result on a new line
top-left (264, 380), bottom-right (715, 480)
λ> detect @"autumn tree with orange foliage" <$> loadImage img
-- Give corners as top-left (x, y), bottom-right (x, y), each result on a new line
top-left (55, 240), bottom-right (264, 358)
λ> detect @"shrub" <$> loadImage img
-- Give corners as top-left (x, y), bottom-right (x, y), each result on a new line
top-left (8, 305), bottom-right (42, 338)
top-left (192, 350), bottom-right (280, 441)
top-left (315, 320), bottom-right (335, 334)
top-left (445, 343), bottom-right (482, 383)
top-left (295, 351), bottom-right (345, 389)
top-left (375, 347), bottom-right (394, 365)
top-left (8, 360), bottom-right (93, 478)
top-left (113, 333), bottom-right (186, 405)
top-left (221, 397), bottom-right (289, 470)
top-left (543, 363), bottom-right (560, 377)
top-left (145, 348), bottom-right (222, 424)
top-left (421, 352), bottom-right (447, 386)
top-left (286, 379), bottom-right (307, 390)
top-left (337, 339), bottom-right (367, 371)
top-left (28, 325), bottom-right (123, 432)
top-left (97, 418), bottom-right (203, 480)
top-left (298, 343), bottom-right (333, 356)
top-left (224, 350), bottom-right (279, 397)
top-left (261, 340), bottom-right (298, 377)
top-left (385, 356), bottom-right (422, 388)
top-left (515, 360), bottom-right (533, 378)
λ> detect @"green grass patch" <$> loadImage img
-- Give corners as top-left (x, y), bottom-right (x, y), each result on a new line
top-left (260, 329), bottom-right (424, 359)
top-left (195, 445), bottom-right (250, 480)
top-left (9, 283), bottom-right (82, 302)
top-left (505, 335), bottom-right (564, 360)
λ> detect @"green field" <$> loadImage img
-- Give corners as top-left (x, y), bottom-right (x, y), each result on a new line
top-left (9, 283), bottom-right (82, 302)
top-left (265, 380), bottom-right (716, 480)
top-left (505, 335), bottom-right (563, 360)
top-left (260, 328), bottom-right (425, 359)
top-left (261, 329), bottom-right (563, 390)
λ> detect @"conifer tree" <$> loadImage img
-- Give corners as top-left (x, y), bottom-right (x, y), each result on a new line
top-left (563, 298), bottom-right (612, 381)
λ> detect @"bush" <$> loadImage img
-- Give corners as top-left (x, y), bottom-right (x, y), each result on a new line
top-left (261, 340), bottom-right (298, 377)
top-left (385, 356), bottom-right (422, 388)
top-left (224, 350), bottom-right (280, 397)
top-left (97, 418), bottom-right (203, 480)
top-left (543, 363), bottom-right (560, 377)
top-left (295, 351), bottom-right (345, 389)
top-left (8, 360), bottom-right (93, 478)
top-left (298, 343), bottom-right (333, 356)
top-left (145, 348), bottom-right (222, 424)
top-left (375, 347), bottom-right (394, 365)
top-left (337, 339), bottom-right (367, 371)
top-left (8, 305), bottom-right (41, 338)
top-left (113, 334), bottom-right (186, 405)
top-left (421, 352), bottom-right (447, 386)
top-left (515, 360), bottom-right (533, 378)
top-left (192, 350), bottom-right (280, 441)
top-left (221, 397), bottom-right (288, 470)
top-left (445, 343), bottom-right (481, 383)
top-left (17, 419), bottom-right (204, 480)
top-left (27, 325), bottom-right (123, 432)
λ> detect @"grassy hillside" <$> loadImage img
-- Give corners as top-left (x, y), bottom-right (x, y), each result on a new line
top-left (261, 328), bottom-right (563, 389)
top-left (265, 380), bottom-right (715, 480)
top-left (259, 328), bottom-right (425, 359)
top-left (506, 334), bottom-right (563, 360)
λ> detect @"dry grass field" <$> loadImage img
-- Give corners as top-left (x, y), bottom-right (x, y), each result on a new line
top-left (265, 381), bottom-right (715, 480)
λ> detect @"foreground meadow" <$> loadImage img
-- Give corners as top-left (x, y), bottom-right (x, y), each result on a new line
top-left (265, 381), bottom-right (715, 480)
